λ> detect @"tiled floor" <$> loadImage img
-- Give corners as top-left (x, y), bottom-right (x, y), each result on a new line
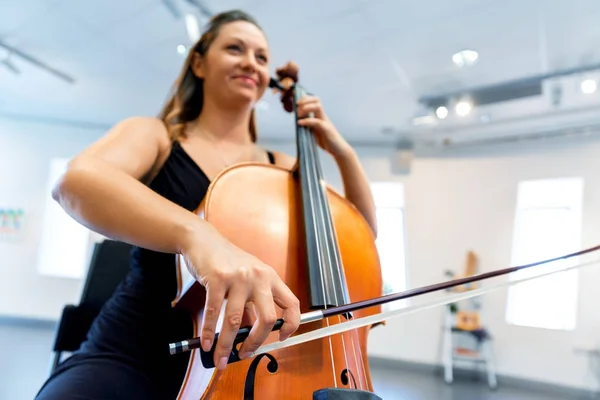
top-left (0, 318), bottom-right (596, 399)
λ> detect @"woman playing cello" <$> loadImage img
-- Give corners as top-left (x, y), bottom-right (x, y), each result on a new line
top-left (35, 9), bottom-right (378, 400)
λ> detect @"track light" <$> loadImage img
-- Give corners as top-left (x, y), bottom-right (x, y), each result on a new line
top-left (435, 106), bottom-right (448, 119)
top-left (455, 101), bottom-right (472, 116)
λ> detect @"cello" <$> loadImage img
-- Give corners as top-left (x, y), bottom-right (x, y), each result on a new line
top-left (171, 62), bottom-right (385, 399)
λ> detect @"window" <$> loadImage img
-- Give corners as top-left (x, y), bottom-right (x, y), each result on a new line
top-left (370, 182), bottom-right (408, 311)
top-left (505, 177), bottom-right (584, 330)
top-left (37, 158), bottom-right (94, 279)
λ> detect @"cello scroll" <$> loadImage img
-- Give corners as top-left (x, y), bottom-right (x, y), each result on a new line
top-left (269, 61), bottom-right (299, 113)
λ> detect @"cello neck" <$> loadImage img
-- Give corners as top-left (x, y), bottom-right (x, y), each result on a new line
top-left (292, 84), bottom-right (352, 314)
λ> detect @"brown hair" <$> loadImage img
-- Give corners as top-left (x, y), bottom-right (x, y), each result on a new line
top-left (158, 10), bottom-right (263, 142)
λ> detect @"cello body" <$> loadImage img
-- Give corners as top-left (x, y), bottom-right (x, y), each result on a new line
top-left (173, 163), bottom-right (383, 399)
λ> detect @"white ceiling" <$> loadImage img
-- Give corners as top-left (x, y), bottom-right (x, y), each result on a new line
top-left (1, 0), bottom-right (600, 147)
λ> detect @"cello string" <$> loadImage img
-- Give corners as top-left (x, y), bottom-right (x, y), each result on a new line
top-left (279, 76), bottom-right (359, 387)
top-left (307, 130), bottom-right (367, 390)
top-left (297, 93), bottom-right (339, 387)
top-left (305, 125), bottom-right (341, 388)
top-left (310, 143), bottom-right (365, 389)
top-left (320, 201), bottom-right (369, 388)
top-left (308, 121), bottom-right (362, 388)
top-left (349, 312), bottom-right (368, 388)
top-left (254, 257), bottom-right (600, 356)
top-left (342, 311), bottom-right (367, 389)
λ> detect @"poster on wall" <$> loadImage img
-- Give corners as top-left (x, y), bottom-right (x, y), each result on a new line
top-left (0, 207), bottom-right (25, 241)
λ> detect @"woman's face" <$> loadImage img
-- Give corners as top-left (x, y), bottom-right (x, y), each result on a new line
top-left (194, 21), bottom-right (270, 108)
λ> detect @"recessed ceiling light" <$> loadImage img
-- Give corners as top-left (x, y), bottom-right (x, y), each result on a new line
top-left (452, 50), bottom-right (478, 67)
top-left (581, 79), bottom-right (597, 94)
top-left (177, 45), bottom-right (186, 54)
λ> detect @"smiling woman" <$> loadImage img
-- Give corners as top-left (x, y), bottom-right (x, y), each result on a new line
top-left (34, 8), bottom-right (378, 400)
top-left (158, 10), bottom-right (270, 146)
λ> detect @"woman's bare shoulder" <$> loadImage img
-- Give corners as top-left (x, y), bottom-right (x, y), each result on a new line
top-left (70, 116), bottom-right (173, 183)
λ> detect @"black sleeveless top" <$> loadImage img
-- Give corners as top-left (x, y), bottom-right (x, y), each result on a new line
top-left (75, 141), bottom-right (277, 396)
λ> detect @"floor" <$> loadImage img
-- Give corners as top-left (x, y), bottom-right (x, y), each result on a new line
top-left (0, 318), bottom-right (596, 400)
top-left (370, 362), bottom-right (595, 400)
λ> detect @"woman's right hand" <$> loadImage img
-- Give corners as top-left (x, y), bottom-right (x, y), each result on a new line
top-left (180, 226), bottom-right (301, 371)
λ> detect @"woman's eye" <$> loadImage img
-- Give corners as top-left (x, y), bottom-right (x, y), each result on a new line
top-left (227, 44), bottom-right (267, 63)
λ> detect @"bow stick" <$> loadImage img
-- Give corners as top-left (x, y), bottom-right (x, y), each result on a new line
top-left (250, 255), bottom-right (600, 360)
top-left (169, 243), bottom-right (600, 368)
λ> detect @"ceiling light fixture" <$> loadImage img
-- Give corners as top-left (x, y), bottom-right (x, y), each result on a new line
top-left (177, 45), bottom-right (186, 54)
top-left (185, 13), bottom-right (201, 43)
top-left (0, 40), bottom-right (74, 83)
top-left (581, 79), bottom-right (597, 94)
top-left (452, 50), bottom-right (478, 67)
top-left (455, 101), bottom-right (472, 116)
top-left (435, 106), bottom-right (448, 119)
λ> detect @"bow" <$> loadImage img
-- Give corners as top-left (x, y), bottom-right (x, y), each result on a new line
top-left (170, 244), bottom-right (600, 367)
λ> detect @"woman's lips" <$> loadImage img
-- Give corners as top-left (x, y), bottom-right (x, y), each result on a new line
top-left (234, 76), bottom-right (258, 87)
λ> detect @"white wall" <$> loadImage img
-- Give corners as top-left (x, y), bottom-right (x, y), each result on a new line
top-left (3, 115), bottom-right (600, 391)
top-left (364, 139), bottom-right (600, 392)
top-left (0, 117), bottom-right (105, 320)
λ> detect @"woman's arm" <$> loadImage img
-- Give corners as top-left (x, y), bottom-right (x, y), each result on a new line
top-left (53, 116), bottom-right (219, 254)
top-left (57, 117), bottom-right (303, 365)
top-left (331, 145), bottom-right (377, 236)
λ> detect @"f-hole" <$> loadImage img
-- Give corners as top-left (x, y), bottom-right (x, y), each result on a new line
top-left (341, 369), bottom-right (358, 389)
top-left (243, 353), bottom-right (279, 400)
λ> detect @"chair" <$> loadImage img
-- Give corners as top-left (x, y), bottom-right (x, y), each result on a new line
top-left (48, 239), bottom-right (132, 374)
top-left (441, 251), bottom-right (497, 389)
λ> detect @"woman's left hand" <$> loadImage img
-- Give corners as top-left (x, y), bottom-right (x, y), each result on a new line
top-left (296, 96), bottom-right (351, 158)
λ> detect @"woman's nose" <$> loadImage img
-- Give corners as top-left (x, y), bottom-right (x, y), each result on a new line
top-left (240, 52), bottom-right (258, 70)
